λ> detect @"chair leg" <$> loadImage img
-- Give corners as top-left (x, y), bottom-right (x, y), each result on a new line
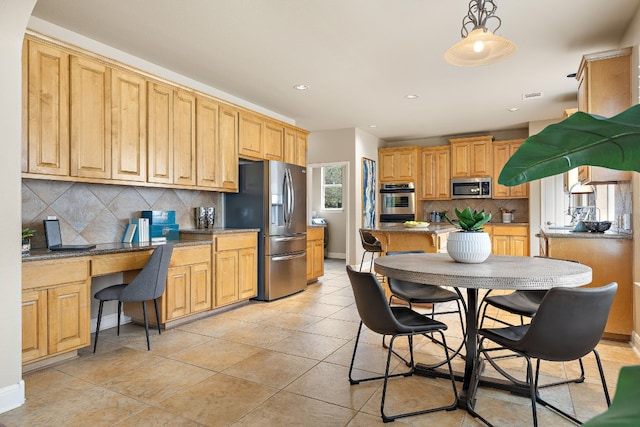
top-left (359, 251), bottom-right (367, 272)
top-left (142, 301), bottom-right (150, 351)
top-left (369, 251), bottom-right (376, 273)
top-left (93, 300), bottom-right (104, 353)
top-left (154, 298), bottom-right (162, 335)
top-left (117, 301), bottom-right (122, 336)
top-left (593, 349), bottom-right (611, 406)
top-left (525, 356), bottom-right (538, 427)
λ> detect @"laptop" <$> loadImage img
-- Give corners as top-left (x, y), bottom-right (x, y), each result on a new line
top-left (43, 219), bottom-right (96, 251)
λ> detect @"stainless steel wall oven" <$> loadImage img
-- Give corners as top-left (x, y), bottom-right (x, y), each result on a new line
top-left (379, 182), bottom-right (416, 224)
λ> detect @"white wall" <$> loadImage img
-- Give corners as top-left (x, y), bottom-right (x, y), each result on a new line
top-left (308, 164), bottom-right (347, 258)
top-left (0, 0), bottom-right (38, 414)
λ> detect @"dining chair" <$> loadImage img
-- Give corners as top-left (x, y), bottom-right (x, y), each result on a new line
top-left (358, 229), bottom-right (383, 272)
top-left (93, 243), bottom-right (174, 352)
top-left (478, 256), bottom-right (585, 388)
top-left (383, 250), bottom-right (466, 368)
top-left (478, 282), bottom-right (617, 427)
top-left (345, 265), bottom-right (458, 423)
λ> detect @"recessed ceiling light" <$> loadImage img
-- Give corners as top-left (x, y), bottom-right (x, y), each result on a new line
top-left (293, 84), bottom-right (310, 90)
top-left (508, 107), bottom-right (519, 112)
top-left (406, 94), bottom-right (419, 99)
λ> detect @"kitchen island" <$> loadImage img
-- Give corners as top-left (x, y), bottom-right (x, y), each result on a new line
top-left (538, 227), bottom-right (633, 340)
top-left (364, 224), bottom-right (457, 254)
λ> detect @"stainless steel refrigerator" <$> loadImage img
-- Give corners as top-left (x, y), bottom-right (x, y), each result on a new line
top-left (225, 160), bottom-right (307, 301)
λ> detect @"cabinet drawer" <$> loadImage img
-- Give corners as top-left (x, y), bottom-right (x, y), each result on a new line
top-left (91, 250), bottom-right (153, 276)
top-left (216, 233), bottom-right (257, 251)
top-left (491, 225), bottom-right (528, 236)
top-left (23, 258), bottom-right (90, 290)
top-left (307, 227), bottom-right (324, 241)
top-left (170, 245), bottom-right (211, 266)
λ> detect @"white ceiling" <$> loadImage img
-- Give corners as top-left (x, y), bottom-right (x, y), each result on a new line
top-left (31, 0), bottom-right (640, 141)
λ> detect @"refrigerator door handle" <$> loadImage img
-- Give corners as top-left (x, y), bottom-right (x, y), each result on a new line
top-left (271, 252), bottom-right (306, 262)
top-left (287, 168), bottom-right (295, 223)
top-left (283, 168), bottom-right (294, 227)
top-left (272, 235), bottom-right (306, 242)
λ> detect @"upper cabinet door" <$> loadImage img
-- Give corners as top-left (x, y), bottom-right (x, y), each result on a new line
top-left (218, 104), bottom-right (239, 191)
top-left (295, 130), bottom-right (308, 167)
top-left (238, 111), bottom-right (264, 160)
top-left (111, 68), bottom-right (147, 182)
top-left (147, 82), bottom-right (173, 184)
top-left (263, 120), bottom-right (284, 161)
top-left (378, 147), bottom-right (419, 183)
top-left (70, 56), bottom-right (112, 179)
top-left (173, 89), bottom-right (196, 186)
top-left (26, 40), bottom-right (70, 176)
top-left (449, 135), bottom-right (492, 178)
top-left (284, 127), bottom-right (297, 165)
top-left (196, 96), bottom-right (220, 188)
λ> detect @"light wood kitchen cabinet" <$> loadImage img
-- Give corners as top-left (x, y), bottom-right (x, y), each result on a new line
top-left (111, 68), bottom-right (147, 182)
top-left (296, 130), bottom-right (308, 166)
top-left (25, 39), bottom-right (70, 176)
top-left (307, 227), bottom-right (325, 283)
top-left (215, 232), bottom-right (258, 306)
top-left (541, 234), bottom-right (632, 339)
top-left (450, 135), bottom-right (493, 178)
top-left (379, 146), bottom-right (420, 183)
top-left (264, 119), bottom-right (284, 161)
top-left (492, 139), bottom-right (528, 199)
top-left (22, 258), bottom-right (91, 365)
top-left (196, 97), bottom-right (239, 191)
top-left (284, 126), bottom-right (308, 166)
top-left (126, 245), bottom-right (212, 325)
top-left (70, 55), bottom-right (112, 179)
top-left (420, 146), bottom-right (450, 200)
top-left (147, 81), bottom-right (174, 184)
top-left (238, 111), bottom-right (264, 160)
top-left (576, 47), bottom-right (632, 184)
top-left (173, 89), bottom-right (196, 186)
top-left (487, 224), bottom-right (529, 256)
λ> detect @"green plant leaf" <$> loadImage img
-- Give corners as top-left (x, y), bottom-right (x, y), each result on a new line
top-left (498, 104), bottom-right (640, 186)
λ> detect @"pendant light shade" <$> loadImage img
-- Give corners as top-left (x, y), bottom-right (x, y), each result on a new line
top-left (443, 0), bottom-right (516, 67)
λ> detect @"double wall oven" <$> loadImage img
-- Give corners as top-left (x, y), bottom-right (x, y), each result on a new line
top-left (380, 182), bottom-right (415, 225)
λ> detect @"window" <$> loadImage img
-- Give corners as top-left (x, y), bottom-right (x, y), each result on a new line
top-left (322, 166), bottom-right (343, 210)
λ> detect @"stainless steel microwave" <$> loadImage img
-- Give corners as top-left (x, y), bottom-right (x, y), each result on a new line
top-left (451, 177), bottom-right (492, 199)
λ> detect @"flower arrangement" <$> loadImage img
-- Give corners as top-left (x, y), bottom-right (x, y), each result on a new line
top-left (443, 207), bottom-right (492, 232)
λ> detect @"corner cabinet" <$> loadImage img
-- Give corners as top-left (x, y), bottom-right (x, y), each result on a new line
top-left (576, 47), bottom-right (632, 184)
top-left (307, 227), bottom-right (325, 283)
top-left (22, 258), bottom-right (91, 366)
top-left (449, 135), bottom-right (493, 178)
top-left (215, 232), bottom-right (258, 307)
top-left (492, 139), bottom-right (528, 199)
top-left (420, 146), bottom-right (450, 200)
top-left (378, 146), bottom-right (420, 183)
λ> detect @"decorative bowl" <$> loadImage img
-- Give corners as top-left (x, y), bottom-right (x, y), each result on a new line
top-left (403, 221), bottom-right (430, 228)
top-left (582, 221), bottom-right (612, 233)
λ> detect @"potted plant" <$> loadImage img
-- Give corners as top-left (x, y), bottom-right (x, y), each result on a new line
top-left (22, 227), bottom-right (36, 256)
top-left (443, 207), bottom-right (492, 263)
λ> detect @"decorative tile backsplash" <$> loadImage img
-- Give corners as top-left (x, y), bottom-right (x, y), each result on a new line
top-left (22, 179), bottom-right (222, 249)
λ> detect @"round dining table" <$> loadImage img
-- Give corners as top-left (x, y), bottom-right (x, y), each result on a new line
top-left (374, 253), bottom-right (592, 421)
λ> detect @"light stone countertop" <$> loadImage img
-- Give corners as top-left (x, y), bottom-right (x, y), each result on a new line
top-left (363, 224), bottom-right (458, 235)
top-left (539, 227), bottom-right (632, 240)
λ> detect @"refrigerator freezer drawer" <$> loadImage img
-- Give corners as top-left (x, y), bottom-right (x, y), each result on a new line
top-left (264, 233), bottom-right (306, 256)
top-left (264, 250), bottom-right (306, 301)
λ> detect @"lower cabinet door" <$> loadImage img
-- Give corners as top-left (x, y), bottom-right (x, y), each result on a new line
top-left (22, 289), bottom-right (48, 363)
top-left (47, 282), bottom-right (90, 354)
top-left (238, 247), bottom-right (257, 299)
top-left (166, 266), bottom-right (190, 320)
top-left (216, 251), bottom-right (240, 306)
top-left (190, 262), bottom-right (212, 313)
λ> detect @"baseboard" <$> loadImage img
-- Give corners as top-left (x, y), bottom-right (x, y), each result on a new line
top-left (0, 380), bottom-right (24, 414)
top-left (631, 330), bottom-right (640, 357)
top-left (91, 312), bottom-right (132, 334)
top-left (327, 252), bottom-right (346, 259)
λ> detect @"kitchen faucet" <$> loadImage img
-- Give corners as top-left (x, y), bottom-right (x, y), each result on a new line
top-left (567, 182), bottom-right (597, 224)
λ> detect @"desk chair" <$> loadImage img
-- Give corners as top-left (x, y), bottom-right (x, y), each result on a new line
top-left (93, 244), bottom-right (173, 352)
top-left (346, 266), bottom-right (458, 423)
top-left (359, 229), bottom-right (383, 272)
top-left (478, 282), bottom-right (617, 427)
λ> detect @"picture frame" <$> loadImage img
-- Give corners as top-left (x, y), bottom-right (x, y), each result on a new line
top-left (362, 157), bottom-right (376, 229)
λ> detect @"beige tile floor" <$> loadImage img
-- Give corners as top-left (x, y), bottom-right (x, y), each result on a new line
top-left (2, 258), bottom-right (639, 426)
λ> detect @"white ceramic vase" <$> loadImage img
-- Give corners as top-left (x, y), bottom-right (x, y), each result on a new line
top-left (446, 231), bottom-right (491, 263)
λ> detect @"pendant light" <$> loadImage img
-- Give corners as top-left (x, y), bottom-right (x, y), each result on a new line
top-left (443, 0), bottom-right (516, 67)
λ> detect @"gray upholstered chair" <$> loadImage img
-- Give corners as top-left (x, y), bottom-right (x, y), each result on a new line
top-left (478, 282), bottom-right (617, 427)
top-left (93, 243), bottom-right (173, 352)
top-left (346, 265), bottom-right (458, 423)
